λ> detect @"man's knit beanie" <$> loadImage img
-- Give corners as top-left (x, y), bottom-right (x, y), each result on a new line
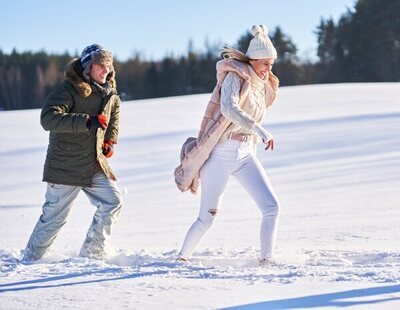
top-left (80, 44), bottom-right (113, 80)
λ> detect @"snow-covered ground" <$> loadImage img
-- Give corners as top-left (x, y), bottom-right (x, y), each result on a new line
top-left (1, 82), bottom-right (400, 309)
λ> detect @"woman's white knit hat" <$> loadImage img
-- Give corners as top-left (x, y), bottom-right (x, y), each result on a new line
top-left (246, 25), bottom-right (277, 59)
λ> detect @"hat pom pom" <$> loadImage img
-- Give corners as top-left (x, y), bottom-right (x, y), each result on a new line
top-left (251, 24), bottom-right (268, 37)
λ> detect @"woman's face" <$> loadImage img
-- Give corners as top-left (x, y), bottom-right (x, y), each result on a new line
top-left (249, 58), bottom-right (274, 79)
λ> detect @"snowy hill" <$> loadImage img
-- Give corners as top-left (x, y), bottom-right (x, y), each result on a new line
top-left (1, 83), bottom-right (400, 309)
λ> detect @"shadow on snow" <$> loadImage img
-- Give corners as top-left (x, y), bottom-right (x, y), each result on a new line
top-left (224, 284), bottom-right (400, 309)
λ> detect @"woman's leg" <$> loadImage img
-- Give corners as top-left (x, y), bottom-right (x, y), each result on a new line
top-left (179, 154), bottom-right (232, 259)
top-left (233, 155), bottom-right (280, 259)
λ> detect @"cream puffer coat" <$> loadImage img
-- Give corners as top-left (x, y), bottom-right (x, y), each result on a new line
top-left (174, 58), bottom-right (279, 194)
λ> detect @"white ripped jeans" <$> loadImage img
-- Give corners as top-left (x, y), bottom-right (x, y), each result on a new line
top-left (179, 139), bottom-right (280, 260)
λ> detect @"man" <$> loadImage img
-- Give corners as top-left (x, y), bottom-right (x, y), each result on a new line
top-left (23, 44), bottom-right (123, 261)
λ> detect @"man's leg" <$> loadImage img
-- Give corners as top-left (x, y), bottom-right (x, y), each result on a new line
top-left (23, 183), bottom-right (80, 261)
top-left (80, 171), bottom-right (123, 259)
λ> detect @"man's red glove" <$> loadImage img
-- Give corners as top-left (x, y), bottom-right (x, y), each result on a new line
top-left (102, 140), bottom-right (115, 158)
top-left (89, 114), bottom-right (108, 130)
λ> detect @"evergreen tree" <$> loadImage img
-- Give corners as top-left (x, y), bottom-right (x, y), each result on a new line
top-left (236, 31), bottom-right (252, 53)
top-left (315, 18), bottom-right (338, 82)
top-left (270, 26), bottom-right (299, 85)
top-left (315, 0), bottom-right (400, 82)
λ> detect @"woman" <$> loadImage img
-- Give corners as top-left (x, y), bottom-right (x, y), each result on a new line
top-left (178, 25), bottom-right (281, 265)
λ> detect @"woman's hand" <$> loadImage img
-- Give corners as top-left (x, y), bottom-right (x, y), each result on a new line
top-left (264, 139), bottom-right (274, 151)
top-left (253, 123), bottom-right (274, 151)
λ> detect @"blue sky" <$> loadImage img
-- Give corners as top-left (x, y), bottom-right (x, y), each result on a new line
top-left (1, 0), bottom-right (356, 61)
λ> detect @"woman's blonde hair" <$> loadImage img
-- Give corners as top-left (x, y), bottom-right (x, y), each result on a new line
top-left (220, 46), bottom-right (250, 63)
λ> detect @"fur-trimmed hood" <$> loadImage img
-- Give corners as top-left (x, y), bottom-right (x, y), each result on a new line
top-left (64, 58), bottom-right (117, 98)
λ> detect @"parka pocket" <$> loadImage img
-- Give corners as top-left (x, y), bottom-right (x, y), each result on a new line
top-left (45, 183), bottom-right (62, 204)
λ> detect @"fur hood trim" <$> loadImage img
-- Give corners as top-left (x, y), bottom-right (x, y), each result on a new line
top-left (64, 58), bottom-right (116, 98)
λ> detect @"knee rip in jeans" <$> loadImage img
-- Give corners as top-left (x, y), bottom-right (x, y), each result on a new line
top-left (208, 209), bottom-right (218, 216)
top-left (262, 204), bottom-right (280, 217)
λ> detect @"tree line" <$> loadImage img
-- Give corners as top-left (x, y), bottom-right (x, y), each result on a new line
top-left (0, 0), bottom-right (398, 110)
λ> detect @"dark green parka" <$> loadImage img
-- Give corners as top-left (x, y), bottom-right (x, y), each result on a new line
top-left (41, 59), bottom-right (120, 187)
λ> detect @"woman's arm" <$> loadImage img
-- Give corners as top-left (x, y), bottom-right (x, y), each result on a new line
top-left (220, 72), bottom-right (273, 143)
top-left (220, 72), bottom-right (256, 130)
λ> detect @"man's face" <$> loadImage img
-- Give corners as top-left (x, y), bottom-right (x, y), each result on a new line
top-left (90, 63), bottom-right (112, 84)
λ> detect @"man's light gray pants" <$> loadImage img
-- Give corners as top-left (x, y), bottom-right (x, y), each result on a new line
top-left (24, 170), bottom-right (123, 261)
